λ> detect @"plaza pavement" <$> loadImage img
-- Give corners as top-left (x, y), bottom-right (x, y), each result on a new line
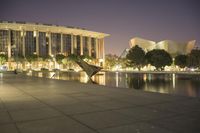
top-left (0, 72), bottom-right (199, 133)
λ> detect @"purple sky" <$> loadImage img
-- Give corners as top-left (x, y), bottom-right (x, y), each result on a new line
top-left (0, 0), bottom-right (199, 55)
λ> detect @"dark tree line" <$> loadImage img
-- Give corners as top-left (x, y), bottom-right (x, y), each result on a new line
top-left (174, 50), bottom-right (200, 69)
top-left (126, 45), bottom-right (146, 70)
top-left (126, 45), bottom-right (200, 70)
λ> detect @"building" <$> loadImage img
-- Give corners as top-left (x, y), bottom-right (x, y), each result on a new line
top-left (156, 40), bottom-right (196, 56)
top-left (0, 21), bottom-right (109, 68)
top-left (129, 37), bottom-right (156, 52)
top-left (129, 37), bottom-right (196, 56)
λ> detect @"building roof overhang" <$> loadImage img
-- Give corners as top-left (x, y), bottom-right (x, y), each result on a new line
top-left (0, 21), bottom-right (110, 38)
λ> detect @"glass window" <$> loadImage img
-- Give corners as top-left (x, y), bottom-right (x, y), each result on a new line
top-left (25, 31), bottom-right (35, 56)
top-left (91, 38), bottom-right (96, 58)
top-left (63, 34), bottom-right (71, 56)
top-left (39, 32), bottom-right (47, 57)
top-left (0, 30), bottom-right (9, 55)
top-left (51, 33), bottom-right (61, 56)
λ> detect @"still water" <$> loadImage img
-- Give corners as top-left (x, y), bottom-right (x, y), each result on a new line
top-left (28, 71), bottom-right (200, 97)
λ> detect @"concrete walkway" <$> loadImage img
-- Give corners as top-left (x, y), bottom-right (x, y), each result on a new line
top-left (0, 73), bottom-right (199, 133)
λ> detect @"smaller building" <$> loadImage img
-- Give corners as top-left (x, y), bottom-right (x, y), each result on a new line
top-left (129, 37), bottom-right (156, 52)
top-left (129, 37), bottom-right (196, 56)
top-left (156, 40), bottom-right (196, 56)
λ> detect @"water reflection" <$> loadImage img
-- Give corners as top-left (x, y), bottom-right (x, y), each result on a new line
top-left (27, 71), bottom-right (200, 97)
top-left (172, 73), bottom-right (175, 89)
top-left (127, 74), bottom-right (145, 90)
top-left (116, 72), bottom-right (119, 87)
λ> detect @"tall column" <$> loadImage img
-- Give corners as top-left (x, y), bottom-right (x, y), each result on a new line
top-left (61, 33), bottom-right (63, 53)
top-left (99, 38), bottom-right (103, 59)
top-left (80, 35), bottom-right (83, 55)
top-left (35, 31), bottom-right (39, 55)
top-left (48, 32), bottom-right (52, 56)
top-left (100, 38), bottom-right (105, 67)
top-left (7, 30), bottom-right (11, 59)
top-left (98, 39), bottom-right (101, 58)
top-left (95, 38), bottom-right (99, 59)
top-left (73, 35), bottom-right (77, 54)
top-left (22, 30), bottom-right (25, 57)
top-left (102, 38), bottom-right (105, 67)
top-left (71, 34), bottom-right (74, 54)
top-left (88, 36), bottom-right (91, 56)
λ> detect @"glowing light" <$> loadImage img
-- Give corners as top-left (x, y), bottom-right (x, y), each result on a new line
top-left (38, 72), bottom-right (43, 77)
top-left (34, 31), bottom-right (37, 37)
top-left (190, 68), bottom-right (195, 72)
top-left (80, 72), bottom-right (89, 83)
top-left (0, 73), bottom-right (3, 79)
top-left (143, 74), bottom-right (147, 81)
top-left (113, 64), bottom-right (121, 71)
top-left (26, 70), bottom-right (32, 76)
top-left (74, 67), bottom-right (81, 72)
top-left (116, 72), bottom-right (119, 87)
top-left (99, 59), bottom-right (104, 62)
top-left (172, 73), bottom-right (176, 89)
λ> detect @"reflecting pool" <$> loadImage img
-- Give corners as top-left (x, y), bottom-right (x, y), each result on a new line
top-left (28, 71), bottom-right (200, 97)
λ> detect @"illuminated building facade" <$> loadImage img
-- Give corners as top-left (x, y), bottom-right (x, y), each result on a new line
top-left (130, 37), bottom-right (196, 56)
top-left (0, 21), bottom-right (109, 67)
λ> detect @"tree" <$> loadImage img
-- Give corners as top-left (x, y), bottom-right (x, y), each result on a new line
top-left (37, 55), bottom-right (53, 69)
top-left (26, 54), bottom-right (38, 69)
top-left (126, 45), bottom-right (146, 70)
top-left (55, 54), bottom-right (66, 69)
top-left (174, 54), bottom-right (188, 68)
top-left (80, 55), bottom-right (94, 64)
top-left (118, 57), bottom-right (128, 69)
top-left (16, 55), bottom-right (25, 63)
top-left (105, 54), bottom-right (118, 69)
top-left (67, 54), bottom-right (78, 61)
top-left (80, 55), bottom-right (93, 60)
top-left (55, 54), bottom-right (66, 65)
top-left (14, 55), bottom-right (25, 70)
top-left (145, 49), bottom-right (172, 70)
top-left (187, 49), bottom-right (200, 68)
top-left (41, 55), bottom-right (53, 62)
top-left (26, 54), bottom-right (38, 63)
top-left (64, 54), bottom-right (78, 69)
top-left (0, 54), bottom-right (8, 65)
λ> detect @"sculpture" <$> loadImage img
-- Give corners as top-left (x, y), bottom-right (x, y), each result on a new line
top-left (67, 54), bottom-right (102, 79)
top-left (75, 58), bottom-right (102, 78)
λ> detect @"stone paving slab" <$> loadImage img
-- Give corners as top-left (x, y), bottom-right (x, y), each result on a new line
top-left (55, 102), bottom-right (106, 115)
top-left (16, 116), bottom-right (96, 133)
top-left (99, 122), bottom-right (175, 133)
top-left (0, 124), bottom-right (19, 133)
top-left (3, 99), bottom-right (48, 111)
top-left (72, 110), bottom-right (135, 129)
top-left (35, 95), bottom-right (80, 106)
top-left (146, 100), bottom-right (200, 114)
top-left (0, 73), bottom-right (199, 133)
top-left (114, 106), bottom-right (177, 121)
top-left (9, 107), bottom-right (62, 122)
top-left (0, 110), bottom-right (12, 124)
top-left (151, 113), bottom-right (200, 133)
top-left (89, 100), bottom-right (135, 110)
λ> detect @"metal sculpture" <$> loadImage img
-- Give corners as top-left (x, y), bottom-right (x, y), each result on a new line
top-left (75, 58), bottom-right (102, 78)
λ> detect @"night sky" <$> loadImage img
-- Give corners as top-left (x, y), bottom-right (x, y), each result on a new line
top-left (0, 0), bottom-right (199, 55)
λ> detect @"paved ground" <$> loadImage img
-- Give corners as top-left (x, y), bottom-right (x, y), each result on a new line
top-left (0, 73), bottom-right (200, 133)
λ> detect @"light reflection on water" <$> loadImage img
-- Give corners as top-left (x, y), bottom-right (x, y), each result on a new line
top-left (29, 71), bottom-right (200, 97)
